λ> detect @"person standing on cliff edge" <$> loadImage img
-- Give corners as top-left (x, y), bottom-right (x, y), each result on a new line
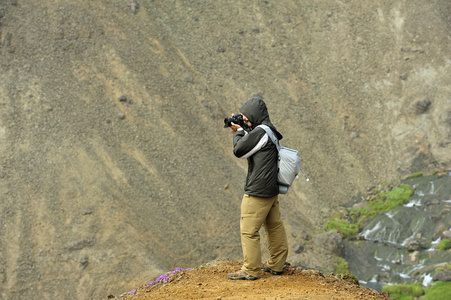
top-left (226, 96), bottom-right (288, 280)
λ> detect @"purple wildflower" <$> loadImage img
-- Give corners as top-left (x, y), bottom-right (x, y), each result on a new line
top-left (144, 267), bottom-right (192, 288)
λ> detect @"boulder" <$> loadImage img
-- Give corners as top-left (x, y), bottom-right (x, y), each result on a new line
top-left (404, 239), bottom-right (423, 252)
top-left (433, 270), bottom-right (451, 282)
top-left (293, 244), bottom-right (304, 254)
top-left (405, 251), bottom-right (420, 265)
top-left (441, 231), bottom-right (451, 240)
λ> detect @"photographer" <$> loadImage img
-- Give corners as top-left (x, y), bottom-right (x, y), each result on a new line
top-left (226, 97), bottom-right (288, 280)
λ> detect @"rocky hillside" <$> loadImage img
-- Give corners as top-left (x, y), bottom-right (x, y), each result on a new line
top-left (0, 0), bottom-right (450, 299)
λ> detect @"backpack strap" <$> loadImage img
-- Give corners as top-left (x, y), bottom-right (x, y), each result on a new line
top-left (257, 124), bottom-right (280, 151)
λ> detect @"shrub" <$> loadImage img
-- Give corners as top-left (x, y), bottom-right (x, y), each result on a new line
top-left (334, 257), bottom-right (349, 275)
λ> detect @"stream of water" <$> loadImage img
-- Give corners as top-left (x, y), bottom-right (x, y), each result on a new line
top-left (344, 175), bottom-right (451, 292)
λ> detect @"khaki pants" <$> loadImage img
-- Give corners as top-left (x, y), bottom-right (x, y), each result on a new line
top-left (240, 194), bottom-right (288, 278)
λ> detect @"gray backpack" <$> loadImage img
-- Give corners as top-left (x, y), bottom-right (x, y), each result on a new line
top-left (257, 125), bottom-right (301, 194)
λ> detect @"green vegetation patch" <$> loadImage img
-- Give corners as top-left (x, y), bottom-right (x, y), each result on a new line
top-left (422, 281), bottom-right (451, 300)
top-left (334, 257), bottom-right (349, 275)
top-left (404, 172), bottom-right (423, 180)
top-left (435, 264), bottom-right (451, 272)
top-left (325, 183), bottom-right (414, 238)
top-left (436, 239), bottom-right (451, 251)
top-left (325, 218), bottom-right (359, 238)
top-left (382, 283), bottom-right (424, 300)
top-left (350, 184), bottom-right (414, 222)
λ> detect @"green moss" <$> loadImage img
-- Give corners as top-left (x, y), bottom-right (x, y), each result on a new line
top-left (435, 264), bottom-right (451, 272)
top-left (326, 183), bottom-right (414, 238)
top-left (436, 239), bottom-right (451, 251)
top-left (334, 257), bottom-right (349, 275)
top-left (341, 274), bottom-right (359, 285)
top-left (382, 283), bottom-right (424, 300)
top-left (325, 219), bottom-right (359, 238)
top-left (370, 184), bottom-right (413, 212)
top-left (404, 172), bottom-right (423, 180)
top-left (352, 184), bottom-right (414, 222)
top-left (422, 281), bottom-right (451, 300)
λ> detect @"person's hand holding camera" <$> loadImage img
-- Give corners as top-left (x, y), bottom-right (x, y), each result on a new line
top-left (226, 113), bottom-right (251, 132)
top-left (230, 122), bottom-right (241, 132)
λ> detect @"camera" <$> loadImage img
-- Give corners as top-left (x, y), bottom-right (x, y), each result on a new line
top-left (224, 113), bottom-right (250, 129)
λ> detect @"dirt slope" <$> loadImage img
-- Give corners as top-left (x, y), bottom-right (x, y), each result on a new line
top-left (118, 261), bottom-right (389, 300)
top-left (0, 0), bottom-right (450, 299)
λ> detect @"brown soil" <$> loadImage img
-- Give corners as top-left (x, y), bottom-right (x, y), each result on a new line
top-left (118, 261), bottom-right (389, 300)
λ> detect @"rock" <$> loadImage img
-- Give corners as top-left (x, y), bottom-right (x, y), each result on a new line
top-left (404, 239), bottom-right (423, 252)
top-left (185, 75), bottom-right (194, 83)
top-left (252, 27), bottom-right (260, 34)
top-left (128, 0), bottom-right (139, 14)
top-left (80, 256), bottom-right (89, 268)
top-left (414, 98), bottom-right (431, 114)
top-left (342, 274), bottom-right (359, 285)
top-left (119, 112), bottom-right (125, 120)
top-left (405, 251), bottom-right (420, 265)
top-left (294, 244), bottom-right (304, 254)
top-left (441, 231), bottom-right (451, 240)
top-left (66, 239), bottom-right (95, 251)
top-left (377, 272), bottom-right (390, 283)
top-left (433, 270), bottom-right (451, 282)
top-left (437, 171), bottom-right (448, 178)
top-left (299, 231), bottom-right (310, 240)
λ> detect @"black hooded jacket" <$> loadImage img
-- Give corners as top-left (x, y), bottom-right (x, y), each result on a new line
top-left (233, 97), bottom-right (283, 198)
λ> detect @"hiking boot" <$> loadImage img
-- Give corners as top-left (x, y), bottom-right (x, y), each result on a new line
top-left (261, 262), bottom-right (283, 275)
top-left (227, 270), bottom-right (258, 281)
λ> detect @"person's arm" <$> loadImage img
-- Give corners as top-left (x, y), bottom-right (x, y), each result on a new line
top-left (233, 127), bottom-right (268, 159)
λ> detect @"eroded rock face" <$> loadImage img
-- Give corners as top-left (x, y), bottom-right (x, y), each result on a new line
top-left (314, 231), bottom-right (345, 258)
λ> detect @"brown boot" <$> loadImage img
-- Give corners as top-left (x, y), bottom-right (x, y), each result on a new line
top-left (261, 262), bottom-right (283, 275)
top-left (227, 270), bottom-right (258, 280)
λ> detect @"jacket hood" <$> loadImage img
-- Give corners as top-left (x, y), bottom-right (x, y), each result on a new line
top-left (240, 97), bottom-right (283, 140)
